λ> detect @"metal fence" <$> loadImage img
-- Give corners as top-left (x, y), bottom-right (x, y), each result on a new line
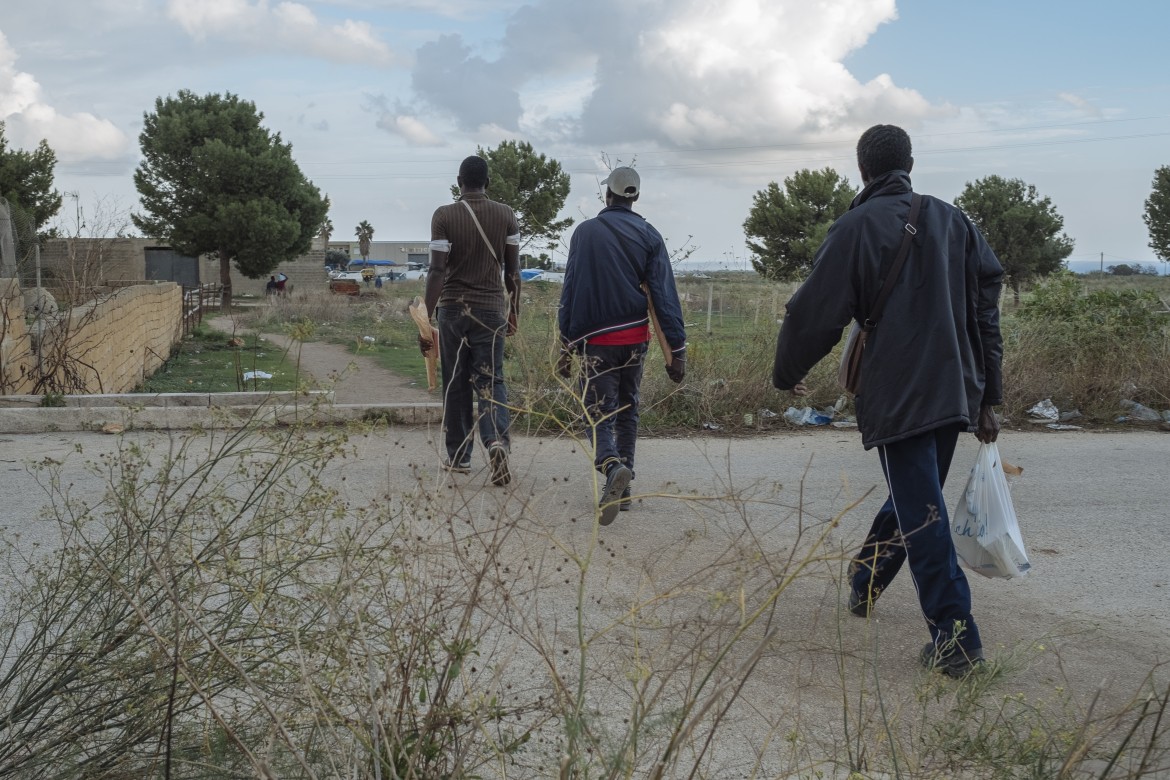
top-left (182, 283), bottom-right (221, 336)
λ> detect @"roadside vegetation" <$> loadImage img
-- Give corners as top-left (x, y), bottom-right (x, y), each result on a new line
top-left (232, 271), bottom-right (1170, 432)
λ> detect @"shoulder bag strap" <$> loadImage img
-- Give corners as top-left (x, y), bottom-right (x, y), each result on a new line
top-left (863, 193), bottom-right (922, 331)
top-left (460, 199), bottom-right (498, 262)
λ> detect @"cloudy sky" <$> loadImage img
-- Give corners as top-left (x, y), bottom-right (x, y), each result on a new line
top-left (2, 0), bottom-right (1167, 271)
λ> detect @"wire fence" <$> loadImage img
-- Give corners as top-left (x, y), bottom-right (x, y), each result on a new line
top-left (0, 197), bottom-right (38, 284)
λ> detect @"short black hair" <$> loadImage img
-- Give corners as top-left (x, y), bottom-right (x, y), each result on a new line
top-left (856, 125), bottom-right (912, 179)
top-left (606, 191), bottom-right (638, 207)
top-left (459, 155), bottom-right (489, 189)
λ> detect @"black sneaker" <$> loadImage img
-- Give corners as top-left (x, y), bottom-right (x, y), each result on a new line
top-left (847, 582), bottom-right (883, 617)
top-left (920, 641), bottom-right (985, 678)
top-left (487, 442), bottom-right (511, 486)
top-left (618, 486), bottom-right (632, 512)
top-left (599, 464), bottom-right (632, 526)
top-left (847, 589), bottom-right (872, 617)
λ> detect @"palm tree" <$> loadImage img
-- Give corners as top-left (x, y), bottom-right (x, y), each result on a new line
top-left (355, 220), bottom-right (374, 264)
top-left (319, 216), bottom-right (334, 250)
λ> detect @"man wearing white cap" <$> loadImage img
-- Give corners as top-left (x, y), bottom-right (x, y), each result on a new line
top-left (558, 167), bottom-right (688, 526)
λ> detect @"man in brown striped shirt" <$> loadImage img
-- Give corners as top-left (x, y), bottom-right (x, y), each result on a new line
top-left (420, 155), bottom-right (521, 486)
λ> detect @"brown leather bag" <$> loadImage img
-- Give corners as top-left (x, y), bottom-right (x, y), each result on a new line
top-left (838, 322), bottom-right (867, 395)
top-left (837, 193), bottom-right (922, 395)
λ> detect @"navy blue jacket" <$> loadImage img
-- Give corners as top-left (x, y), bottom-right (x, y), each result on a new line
top-left (773, 171), bottom-right (1004, 449)
top-left (559, 205), bottom-right (686, 350)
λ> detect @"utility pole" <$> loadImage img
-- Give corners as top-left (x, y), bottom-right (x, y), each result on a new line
top-left (1100, 252), bottom-right (1104, 273)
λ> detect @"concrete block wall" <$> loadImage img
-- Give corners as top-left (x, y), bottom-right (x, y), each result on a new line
top-left (198, 249), bottom-right (330, 297)
top-left (39, 238), bottom-right (154, 284)
top-left (38, 283), bottom-right (183, 394)
top-left (41, 237), bottom-right (362, 300)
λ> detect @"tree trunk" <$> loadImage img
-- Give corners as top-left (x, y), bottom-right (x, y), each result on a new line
top-left (1011, 277), bottom-right (1021, 306)
top-left (219, 249), bottom-right (233, 311)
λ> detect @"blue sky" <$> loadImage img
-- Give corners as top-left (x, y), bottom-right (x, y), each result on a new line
top-left (1, 0), bottom-right (1167, 273)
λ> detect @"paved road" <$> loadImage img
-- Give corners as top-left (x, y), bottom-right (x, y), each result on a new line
top-left (1, 425), bottom-right (1166, 774)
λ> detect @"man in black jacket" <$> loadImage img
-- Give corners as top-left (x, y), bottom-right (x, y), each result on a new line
top-left (772, 125), bottom-right (1004, 677)
top-left (559, 167), bottom-right (687, 526)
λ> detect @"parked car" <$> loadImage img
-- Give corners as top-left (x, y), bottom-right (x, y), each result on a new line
top-left (519, 269), bottom-right (565, 283)
top-left (330, 260), bottom-right (401, 283)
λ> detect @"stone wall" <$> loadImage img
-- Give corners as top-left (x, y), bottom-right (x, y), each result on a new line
top-left (2, 280), bottom-right (183, 395)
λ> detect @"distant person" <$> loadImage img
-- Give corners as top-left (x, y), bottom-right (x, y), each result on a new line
top-left (771, 124), bottom-right (1005, 677)
top-left (419, 155), bottom-right (521, 486)
top-left (375, 274), bottom-right (383, 289)
top-left (558, 167), bottom-right (687, 526)
top-left (266, 276), bottom-right (277, 296)
top-left (275, 272), bottom-right (288, 296)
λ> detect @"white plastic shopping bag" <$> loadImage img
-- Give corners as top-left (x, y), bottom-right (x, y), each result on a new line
top-left (951, 442), bottom-right (1031, 579)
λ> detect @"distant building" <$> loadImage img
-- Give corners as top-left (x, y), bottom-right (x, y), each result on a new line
top-left (327, 240), bottom-right (429, 269)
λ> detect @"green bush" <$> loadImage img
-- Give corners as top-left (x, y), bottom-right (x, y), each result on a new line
top-left (1002, 273), bottom-right (1169, 420)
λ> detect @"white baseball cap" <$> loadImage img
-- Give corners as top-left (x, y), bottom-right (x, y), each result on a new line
top-left (601, 167), bottom-right (640, 198)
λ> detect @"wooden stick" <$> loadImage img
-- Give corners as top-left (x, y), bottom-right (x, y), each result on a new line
top-left (643, 283), bottom-right (673, 367)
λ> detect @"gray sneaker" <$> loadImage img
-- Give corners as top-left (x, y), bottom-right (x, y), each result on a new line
top-left (442, 458), bottom-right (471, 474)
top-left (488, 442), bottom-right (511, 486)
top-left (599, 464), bottom-right (631, 526)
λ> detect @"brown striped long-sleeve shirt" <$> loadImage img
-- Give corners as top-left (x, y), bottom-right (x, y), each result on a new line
top-left (429, 193), bottom-right (520, 313)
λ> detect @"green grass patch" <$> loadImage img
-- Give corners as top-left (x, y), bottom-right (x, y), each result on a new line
top-left (135, 327), bottom-right (302, 393)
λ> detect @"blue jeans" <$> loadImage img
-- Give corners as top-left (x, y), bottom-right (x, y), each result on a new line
top-left (437, 305), bottom-right (511, 465)
top-left (581, 342), bottom-right (646, 476)
top-left (850, 425), bottom-right (982, 653)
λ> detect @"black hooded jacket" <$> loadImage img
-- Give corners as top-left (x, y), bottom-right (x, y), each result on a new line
top-left (772, 170), bottom-right (1004, 449)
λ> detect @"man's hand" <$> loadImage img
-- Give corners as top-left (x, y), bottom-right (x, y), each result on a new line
top-left (976, 404), bottom-right (1000, 443)
top-left (507, 310), bottom-right (518, 336)
top-left (418, 333), bottom-right (433, 356)
top-left (791, 382), bottom-right (809, 397)
top-left (665, 347), bottom-right (686, 384)
top-left (556, 346), bottom-right (573, 379)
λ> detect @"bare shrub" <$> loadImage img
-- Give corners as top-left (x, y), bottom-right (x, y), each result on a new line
top-left (1, 404), bottom-right (1167, 777)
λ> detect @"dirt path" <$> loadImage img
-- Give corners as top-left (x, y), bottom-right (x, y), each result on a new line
top-left (205, 316), bottom-right (435, 405)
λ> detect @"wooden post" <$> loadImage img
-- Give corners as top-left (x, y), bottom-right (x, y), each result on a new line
top-left (706, 283), bottom-right (714, 335)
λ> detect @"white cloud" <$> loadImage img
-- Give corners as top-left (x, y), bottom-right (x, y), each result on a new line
top-left (0, 32), bottom-right (39, 117)
top-left (1058, 92), bottom-right (1104, 119)
top-left (407, 0), bottom-right (931, 148)
top-left (0, 30), bottom-right (129, 161)
top-left (166, 0), bottom-right (395, 66)
top-left (376, 112), bottom-right (444, 146)
top-left (323, 0), bottom-right (520, 18)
